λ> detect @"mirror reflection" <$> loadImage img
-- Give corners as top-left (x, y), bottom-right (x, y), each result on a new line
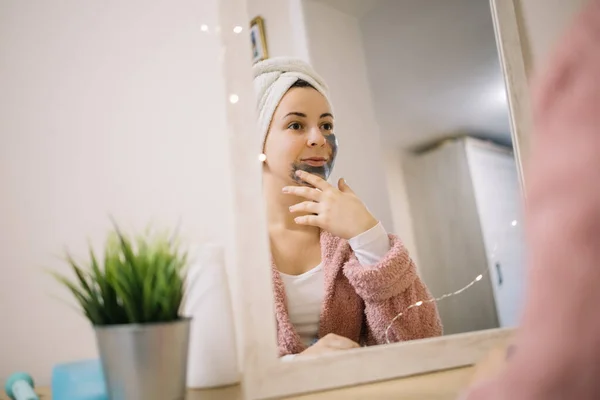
top-left (248, 0), bottom-right (525, 360)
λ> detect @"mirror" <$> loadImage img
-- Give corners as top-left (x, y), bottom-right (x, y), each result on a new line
top-left (245, 0), bottom-right (526, 361)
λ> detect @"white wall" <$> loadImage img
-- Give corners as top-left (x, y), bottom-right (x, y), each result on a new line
top-left (246, 0), bottom-right (310, 61)
top-left (382, 149), bottom-right (421, 269)
top-left (0, 0), bottom-right (234, 385)
top-left (301, 0), bottom-right (394, 233)
top-left (358, 0), bottom-right (512, 149)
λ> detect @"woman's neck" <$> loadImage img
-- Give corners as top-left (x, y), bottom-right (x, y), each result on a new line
top-left (262, 172), bottom-right (320, 237)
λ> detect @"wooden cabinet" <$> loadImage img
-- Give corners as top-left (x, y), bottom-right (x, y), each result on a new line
top-left (404, 137), bottom-right (526, 335)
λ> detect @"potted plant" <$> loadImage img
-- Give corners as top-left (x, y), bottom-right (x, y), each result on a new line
top-left (51, 224), bottom-right (191, 400)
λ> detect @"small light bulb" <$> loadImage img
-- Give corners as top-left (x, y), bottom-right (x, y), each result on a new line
top-left (511, 220), bottom-right (518, 226)
top-left (258, 153), bottom-right (267, 162)
top-left (200, 24), bottom-right (209, 32)
top-left (233, 26), bottom-right (243, 34)
top-left (229, 94), bottom-right (239, 104)
top-left (476, 275), bottom-right (483, 281)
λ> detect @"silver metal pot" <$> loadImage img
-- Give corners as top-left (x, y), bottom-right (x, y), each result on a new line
top-left (95, 317), bottom-right (191, 400)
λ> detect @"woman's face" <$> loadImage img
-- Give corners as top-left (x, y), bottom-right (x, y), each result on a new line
top-left (263, 86), bottom-right (337, 186)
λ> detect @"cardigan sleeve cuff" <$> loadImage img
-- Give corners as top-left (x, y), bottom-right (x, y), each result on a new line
top-left (343, 234), bottom-right (418, 303)
top-left (347, 222), bottom-right (391, 266)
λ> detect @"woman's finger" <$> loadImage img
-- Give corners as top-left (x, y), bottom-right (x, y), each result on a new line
top-left (283, 186), bottom-right (322, 201)
top-left (337, 178), bottom-right (355, 194)
top-left (333, 338), bottom-right (360, 349)
top-left (295, 170), bottom-right (332, 191)
top-left (323, 336), bottom-right (360, 350)
top-left (294, 214), bottom-right (323, 228)
top-left (319, 333), bottom-right (360, 349)
top-left (289, 201), bottom-right (320, 214)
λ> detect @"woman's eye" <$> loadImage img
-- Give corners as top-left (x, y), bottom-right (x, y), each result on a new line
top-left (288, 122), bottom-right (302, 130)
top-left (322, 123), bottom-right (333, 131)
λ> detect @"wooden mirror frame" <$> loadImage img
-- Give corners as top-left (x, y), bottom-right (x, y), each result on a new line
top-left (217, 0), bottom-right (532, 398)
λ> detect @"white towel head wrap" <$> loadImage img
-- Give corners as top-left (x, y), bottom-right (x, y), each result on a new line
top-left (252, 57), bottom-right (332, 149)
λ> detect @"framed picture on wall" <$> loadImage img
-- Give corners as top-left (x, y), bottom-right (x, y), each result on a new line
top-left (250, 16), bottom-right (268, 64)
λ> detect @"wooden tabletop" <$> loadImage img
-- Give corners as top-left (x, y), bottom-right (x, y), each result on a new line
top-left (1, 365), bottom-right (474, 400)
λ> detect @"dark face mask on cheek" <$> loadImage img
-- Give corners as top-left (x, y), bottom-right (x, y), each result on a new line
top-left (289, 134), bottom-right (338, 185)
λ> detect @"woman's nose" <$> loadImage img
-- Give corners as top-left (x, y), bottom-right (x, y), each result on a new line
top-left (307, 128), bottom-right (326, 147)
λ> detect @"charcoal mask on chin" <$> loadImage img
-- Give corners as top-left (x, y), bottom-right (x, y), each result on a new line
top-left (290, 134), bottom-right (338, 186)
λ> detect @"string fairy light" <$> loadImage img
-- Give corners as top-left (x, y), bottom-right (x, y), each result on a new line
top-left (384, 269), bottom-right (489, 344)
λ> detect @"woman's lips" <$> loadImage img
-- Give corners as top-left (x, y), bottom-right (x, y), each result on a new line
top-left (301, 158), bottom-right (327, 167)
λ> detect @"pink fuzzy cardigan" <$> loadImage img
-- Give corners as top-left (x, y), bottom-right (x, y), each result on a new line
top-left (463, 1), bottom-right (600, 398)
top-left (271, 230), bottom-right (443, 355)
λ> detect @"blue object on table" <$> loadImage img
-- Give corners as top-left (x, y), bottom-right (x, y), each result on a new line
top-left (5, 372), bottom-right (38, 400)
top-left (51, 359), bottom-right (107, 400)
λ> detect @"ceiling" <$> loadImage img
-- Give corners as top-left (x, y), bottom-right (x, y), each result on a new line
top-left (312, 0), bottom-right (386, 18)
top-left (316, 0), bottom-right (512, 150)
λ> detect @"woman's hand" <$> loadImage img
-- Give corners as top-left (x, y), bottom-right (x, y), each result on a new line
top-left (467, 345), bottom-right (512, 387)
top-left (284, 170), bottom-right (378, 239)
top-left (296, 333), bottom-right (360, 358)
top-left (458, 345), bottom-right (514, 400)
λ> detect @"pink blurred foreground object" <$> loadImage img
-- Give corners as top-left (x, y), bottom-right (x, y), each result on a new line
top-left (463, 0), bottom-right (600, 399)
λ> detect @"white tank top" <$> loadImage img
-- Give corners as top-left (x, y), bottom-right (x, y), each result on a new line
top-left (279, 222), bottom-right (391, 347)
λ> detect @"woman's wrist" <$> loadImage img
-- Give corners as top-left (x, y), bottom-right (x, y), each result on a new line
top-left (348, 221), bottom-right (387, 247)
top-left (348, 215), bottom-right (378, 239)
top-left (348, 222), bottom-right (391, 266)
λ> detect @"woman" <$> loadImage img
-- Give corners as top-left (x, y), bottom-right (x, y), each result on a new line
top-left (252, 57), bottom-right (442, 358)
top-left (463, 1), bottom-right (600, 398)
